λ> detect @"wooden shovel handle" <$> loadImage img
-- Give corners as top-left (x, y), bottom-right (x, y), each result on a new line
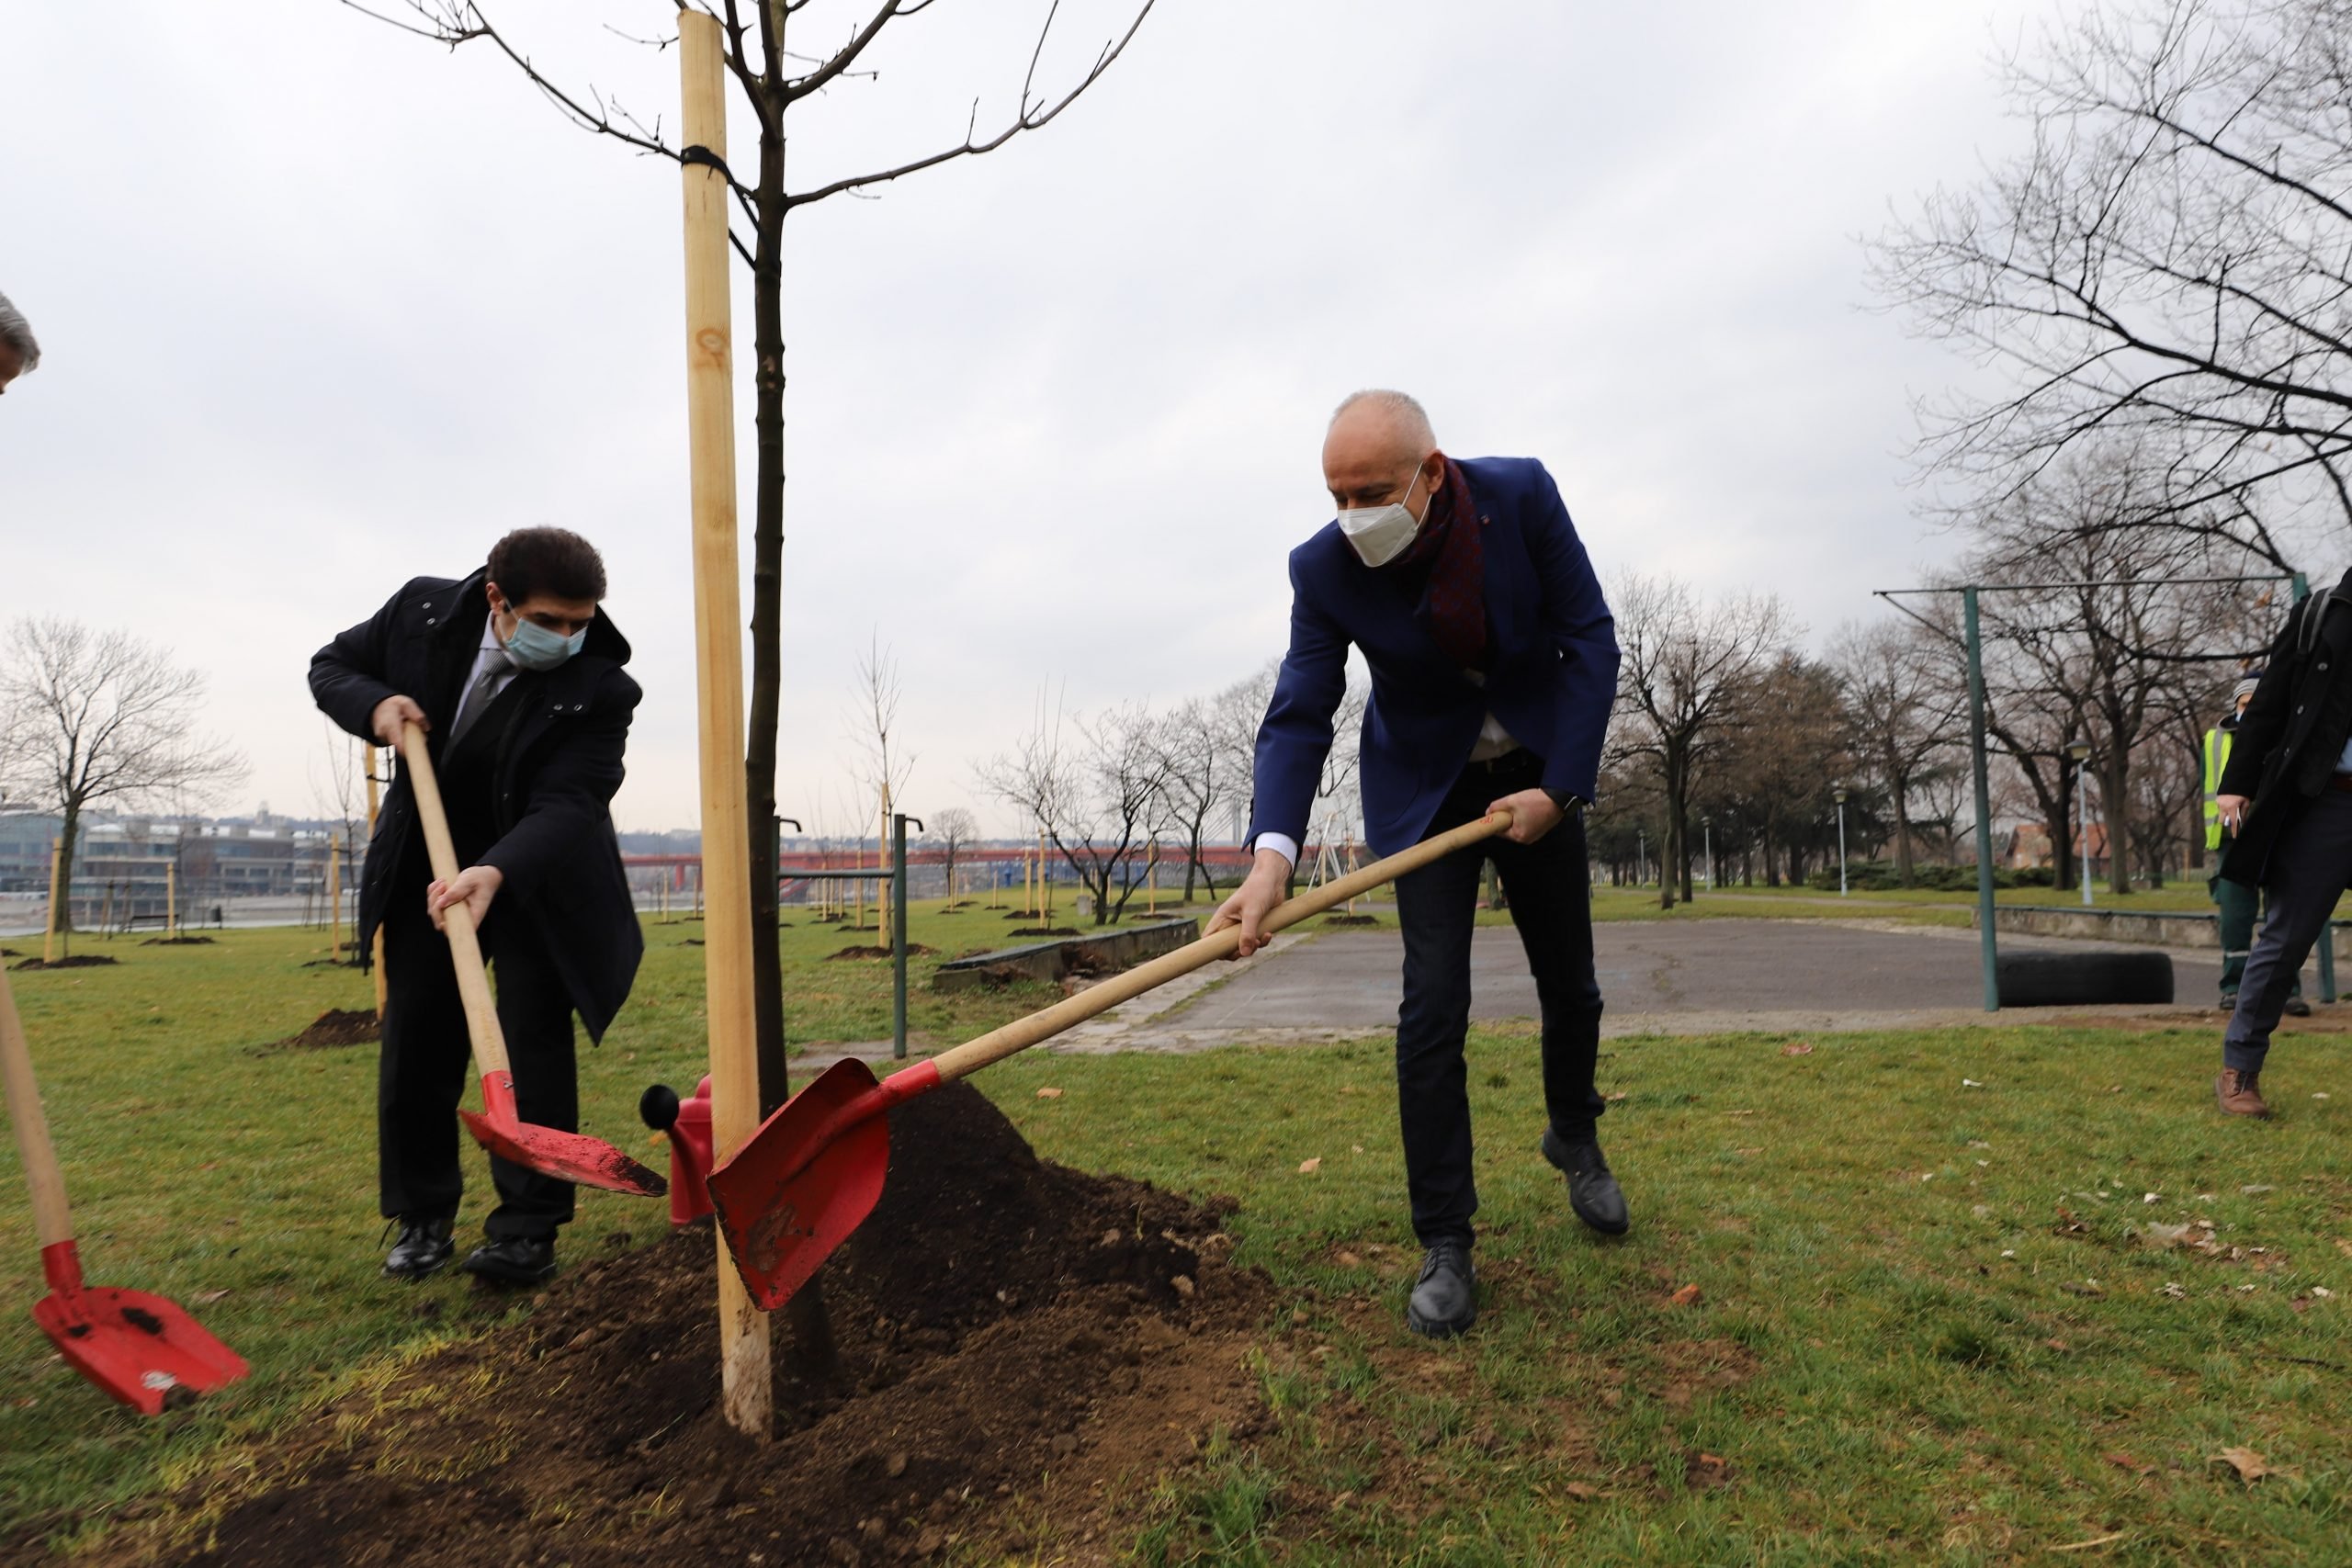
top-left (397, 721), bottom-right (513, 1081)
top-left (0, 961), bottom-right (73, 1249)
top-left (926, 810), bottom-right (1513, 1087)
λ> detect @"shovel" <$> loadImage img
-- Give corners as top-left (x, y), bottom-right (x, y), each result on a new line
top-left (397, 721), bottom-right (666, 1199)
top-left (1, 961), bottom-right (248, 1413)
top-left (707, 808), bottom-right (1514, 1311)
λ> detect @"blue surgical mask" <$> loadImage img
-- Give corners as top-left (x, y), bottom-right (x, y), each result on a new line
top-left (500, 614), bottom-right (586, 672)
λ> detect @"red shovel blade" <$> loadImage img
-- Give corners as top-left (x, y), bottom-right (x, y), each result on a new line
top-left (707, 1057), bottom-right (899, 1312)
top-left (460, 1109), bottom-right (669, 1199)
top-left (33, 1247), bottom-right (248, 1416)
top-left (458, 1072), bottom-right (666, 1198)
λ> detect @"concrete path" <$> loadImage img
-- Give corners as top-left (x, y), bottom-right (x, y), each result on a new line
top-left (794, 918), bottom-right (2340, 1073)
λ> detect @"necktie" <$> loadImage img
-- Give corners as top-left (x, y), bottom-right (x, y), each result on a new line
top-left (445, 663), bottom-right (505, 750)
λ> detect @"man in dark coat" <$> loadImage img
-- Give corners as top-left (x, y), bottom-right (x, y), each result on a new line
top-left (311, 527), bottom-right (644, 1281)
top-left (2211, 571), bottom-right (2352, 1116)
top-left (1210, 389), bottom-right (1622, 1338)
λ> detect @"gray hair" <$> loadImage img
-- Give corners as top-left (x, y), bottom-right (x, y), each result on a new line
top-left (0, 291), bottom-right (39, 372)
top-left (1329, 388), bottom-right (1435, 450)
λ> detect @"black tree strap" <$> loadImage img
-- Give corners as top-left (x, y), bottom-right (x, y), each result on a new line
top-left (680, 144), bottom-right (735, 183)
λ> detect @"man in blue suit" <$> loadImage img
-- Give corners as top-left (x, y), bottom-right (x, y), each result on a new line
top-left (1210, 390), bottom-right (1623, 1337)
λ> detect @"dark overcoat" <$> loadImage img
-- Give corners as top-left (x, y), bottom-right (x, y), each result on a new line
top-left (2217, 568), bottom-right (2352, 889)
top-left (308, 569), bottom-right (645, 1040)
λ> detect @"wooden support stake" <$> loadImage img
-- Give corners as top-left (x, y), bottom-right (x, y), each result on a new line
top-left (166, 862), bottom-right (177, 939)
top-left (678, 9), bottom-right (768, 1439)
top-left (328, 831), bottom-right (344, 962)
top-left (43, 843), bottom-right (62, 964)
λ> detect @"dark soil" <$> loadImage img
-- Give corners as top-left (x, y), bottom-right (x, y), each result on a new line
top-left (1003, 910), bottom-right (1047, 921)
top-left (1010, 927), bottom-right (1081, 939)
top-left (8, 954), bottom-right (119, 971)
top-left (63, 1082), bottom-right (1267, 1568)
top-left (263, 1009), bottom-right (381, 1052)
top-left (137, 935), bottom-right (219, 946)
top-left (1320, 913), bottom-right (1381, 927)
top-left (0, 947), bottom-right (18, 958)
top-left (825, 943), bottom-right (938, 962)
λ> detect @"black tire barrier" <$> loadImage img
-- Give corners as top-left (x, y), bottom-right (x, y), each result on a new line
top-left (1996, 948), bottom-right (2175, 1008)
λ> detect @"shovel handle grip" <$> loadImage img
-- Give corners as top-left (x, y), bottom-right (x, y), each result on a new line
top-left (0, 963), bottom-right (73, 1250)
top-left (924, 810), bottom-right (1514, 1088)
top-left (397, 721), bottom-right (513, 1081)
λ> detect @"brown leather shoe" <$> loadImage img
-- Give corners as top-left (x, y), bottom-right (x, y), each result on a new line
top-left (2216, 1068), bottom-right (2269, 1118)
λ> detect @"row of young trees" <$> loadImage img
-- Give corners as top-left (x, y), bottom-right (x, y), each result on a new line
top-left (970, 663), bottom-right (1365, 927)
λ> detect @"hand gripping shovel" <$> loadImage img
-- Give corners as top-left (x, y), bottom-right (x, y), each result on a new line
top-left (398, 721), bottom-right (665, 1199)
top-left (708, 809), bottom-right (1515, 1311)
top-left (2, 961), bottom-right (248, 1413)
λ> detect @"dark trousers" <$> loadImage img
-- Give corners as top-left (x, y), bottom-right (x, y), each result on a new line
top-left (379, 893), bottom-right (579, 1239)
top-left (2211, 852), bottom-right (2299, 1000)
top-left (1391, 752), bottom-right (1605, 1247)
top-left (2223, 790), bottom-right (2352, 1073)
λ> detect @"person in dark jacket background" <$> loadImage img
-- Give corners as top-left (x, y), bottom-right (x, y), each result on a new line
top-left (311, 527), bottom-right (644, 1282)
top-left (2212, 571), bottom-right (2352, 1117)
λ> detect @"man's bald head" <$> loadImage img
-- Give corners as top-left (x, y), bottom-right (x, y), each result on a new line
top-left (1324, 389), bottom-right (1441, 512)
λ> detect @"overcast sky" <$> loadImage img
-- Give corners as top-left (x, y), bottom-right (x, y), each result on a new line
top-left (3, 0), bottom-right (2074, 837)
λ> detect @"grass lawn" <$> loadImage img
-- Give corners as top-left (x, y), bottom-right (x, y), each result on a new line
top-left (5, 924), bottom-right (2352, 1562)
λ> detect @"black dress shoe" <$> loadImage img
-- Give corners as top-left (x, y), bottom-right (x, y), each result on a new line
top-left (383, 1215), bottom-right (455, 1280)
top-left (2285, 996), bottom-right (2313, 1018)
top-left (1406, 1239), bottom-right (1476, 1337)
top-left (459, 1235), bottom-right (558, 1287)
top-left (1543, 1128), bottom-right (1631, 1236)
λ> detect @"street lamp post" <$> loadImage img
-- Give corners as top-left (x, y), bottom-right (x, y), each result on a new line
top-left (2067, 740), bottom-right (2093, 907)
top-left (1636, 828), bottom-right (1646, 887)
top-left (1833, 788), bottom-right (1849, 897)
top-left (1702, 815), bottom-right (1714, 891)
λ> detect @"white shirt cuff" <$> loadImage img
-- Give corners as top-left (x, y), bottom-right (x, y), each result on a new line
top-left (1252, 833), bottom-right (1300, 870)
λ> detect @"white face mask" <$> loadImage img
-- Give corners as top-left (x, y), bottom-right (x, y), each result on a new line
top-left (1337, 460), bottom-right (1433, 568)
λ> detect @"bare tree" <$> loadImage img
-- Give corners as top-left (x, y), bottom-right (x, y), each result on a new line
top-left (1151, 697), bottom-right (1233, 902)
top-left (1609, 576), bottom-right (1792, 906)
top-left (1705, 654), bottom-right (1852, 888)
top-left (927, 806), bottom-right (978, 906)
top-left (978, 696), bottom-right (1169, 928)
top-left (349, 0), bottom-right (1155, 1138)
top-left (0, 619), bottom-right (246, 931)
top-left (1871, 0), bottom-right (2352, 547)
top-left (1828, 621), bottom-right (1966, 886)
top-left (847, 633), bottom-right (917, 839)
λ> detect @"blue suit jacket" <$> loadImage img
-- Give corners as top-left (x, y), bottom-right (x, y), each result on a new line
top-left (1245, 456), bottom-right (1620, 857)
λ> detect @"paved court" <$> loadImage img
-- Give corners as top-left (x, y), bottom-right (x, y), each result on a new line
top-left (1161, 919), bottom-right (2239, 1030)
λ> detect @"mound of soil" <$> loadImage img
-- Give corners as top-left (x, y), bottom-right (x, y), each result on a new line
top-left (825, 943), bottom-right (939, 962)
top-left (76, 1082), bottom-right (1266, 1567)
top-left (1010, 927), bottom-right (1081, 939)
top-left (266, 1008), bottom-right (381, 1052)
top-left (0, 947), bottom-right (18, 957)
top-left (138, 935), bottom-right (219, 946)
top-left (1002, 910), bottom-right (1047, 921)
top-left (8, 954), bottom-right (119, 971)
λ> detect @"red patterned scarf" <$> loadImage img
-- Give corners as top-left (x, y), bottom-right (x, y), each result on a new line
top-left (1386, 455), bottom-right (1487, 670)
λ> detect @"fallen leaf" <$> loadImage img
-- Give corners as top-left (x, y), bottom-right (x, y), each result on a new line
top-left (1668, 1282), bottom-right (1702, 1307)
top-left (2059, 1280), bottom-right (2105, 1298)
top-left (1962, 1077), bottom-right (1984, 1089)
top-left (1780, 1042), bottom-right (1814, 1056)
top-left (1035, 1087), bottom-right (1064, 1100)
top-left (2211, 1446), bottom-right (2271, 1484)
top-left (2312, 1286), bottom-right (2335, 1300)
top-left (1561, 1482), bottom-right (1601, 1502)
top-left (2161, 1281), bottom-right (2187, 1299)
top-left (2315, 1092), bottom-right (2332, 1100)
top-left (1334, 1250), bottom-right (1361, 1268)
top-left (2102, 1451), bottom-right (2153, 1473)
top-left (190, 1289), bottom-right (229, 1304)
top-left (1683, 1451), bottom-right (1734, 1490)
top-left (2142, 1222), bottom-right (2197, 1249)
top-left (1604, 1091), bottom-right (1628, 1102)
top-left (2243, 1184), bottom-right (2275, 1195)
top-left (2336, 1239), bottom-right (2352, 1258)
top-left (1297, 1157), bottom-right (1322, 1175)
top-left (2052, 1532), bottom-right (2131, 1553)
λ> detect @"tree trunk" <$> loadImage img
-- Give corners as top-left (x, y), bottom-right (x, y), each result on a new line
top-left (54, 804), bottom-right (83, 936)
top-left (1892, 774), bottom-right (1917, 887)
top-left (2104, 755), bottom-right (2132, 896)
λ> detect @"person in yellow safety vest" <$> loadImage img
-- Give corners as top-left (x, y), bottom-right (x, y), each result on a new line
top-left (2208, 671), bottom-right (2309, 1016)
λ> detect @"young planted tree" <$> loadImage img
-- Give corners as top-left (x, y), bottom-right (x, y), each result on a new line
top-left (1152, 697), bottom-right (1233, 902)
top-left (0, 619), bottom-right (246, 932)
top-left (926, 806), bottom-right (978, 906)
top-left (352, 0), bottom-right (1154, 1100)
